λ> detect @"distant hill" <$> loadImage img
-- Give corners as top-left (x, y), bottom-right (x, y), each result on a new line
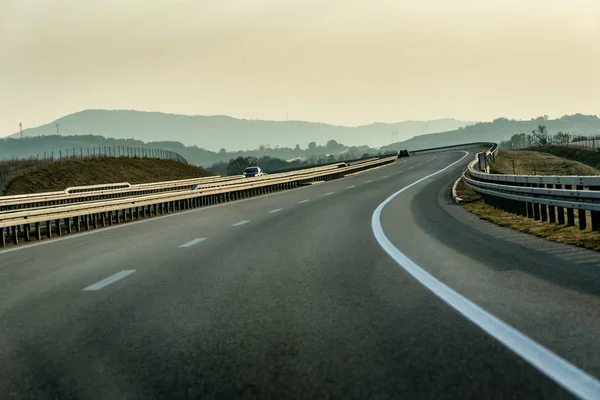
top-left (381, 114), bottom-right (600, 151)
top-left (8, 109), bottom-right (477, 152)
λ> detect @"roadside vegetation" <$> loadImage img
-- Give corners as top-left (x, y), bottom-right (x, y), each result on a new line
top-left (3, 157), bottom-right (214, 195)
top-left (456, 149), bottom-right (600, 252)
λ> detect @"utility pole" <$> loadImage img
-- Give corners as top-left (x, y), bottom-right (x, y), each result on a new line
top-left (19, 122), bottom-right (23, 139)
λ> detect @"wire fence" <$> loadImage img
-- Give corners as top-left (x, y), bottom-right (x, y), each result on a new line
top-left (0, 146), bottom-right (188, 195)
top-left (499, 132), bottom-right (600, 151)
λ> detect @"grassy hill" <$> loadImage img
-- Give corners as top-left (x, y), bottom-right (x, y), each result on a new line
top-left (3, 158), bottom-right (214, 195)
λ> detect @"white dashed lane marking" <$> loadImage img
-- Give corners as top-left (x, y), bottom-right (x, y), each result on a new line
top-left (232, 220), bottom-right (250, 227)
top-left (82, 270), bottom-right (137, 291)
top-left (178, 238), bottom-right (206, 248)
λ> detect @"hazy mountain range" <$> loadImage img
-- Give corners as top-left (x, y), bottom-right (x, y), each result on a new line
top-left (381, 114), bottom-right (600, 151)
top-left (9, 109), bottom-right (477, 152)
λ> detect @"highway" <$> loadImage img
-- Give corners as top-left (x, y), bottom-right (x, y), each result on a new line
top-left (1, 149), bottom-right (600, 399)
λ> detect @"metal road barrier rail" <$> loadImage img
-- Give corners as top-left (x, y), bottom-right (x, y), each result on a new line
top-left (461, 143), bottom-right (600, 232)
top-left (0, 157), bottom-right (396, 247)
top-left (0, 163), bottom-right (349, 212)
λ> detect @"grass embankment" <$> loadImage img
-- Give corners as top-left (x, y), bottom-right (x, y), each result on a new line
top-left (529, 145), bottom-right (600, 171)
top-left (456, 149), bottom-right (600, 252)
top-left (3, 158), bottom-right (214, 195)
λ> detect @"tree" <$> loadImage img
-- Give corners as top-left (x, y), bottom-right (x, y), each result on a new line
top-left (219, 148), bottom-right (226, 155)
top-left (259, 145), bottom-right (266, 152)
top-left (294, 144), bottom-right (301, 151)
top-left (308, 141), bottom-right (317, 151)
top-left (531, 125), bottom-right (549, 146)
top-left (554, 131), bottom-right (571, 144)
top-left (226, 156), bottom-right (256, 176)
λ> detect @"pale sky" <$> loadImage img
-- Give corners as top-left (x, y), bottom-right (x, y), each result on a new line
top-left (1, 0), bottom-right (599, 137)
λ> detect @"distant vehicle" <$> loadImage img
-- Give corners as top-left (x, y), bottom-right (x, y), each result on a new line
top-left (242, 166), bottom-right (264, 178)
top-left (397, 149), bottom-right (410, 159)
top-left (337, 162), bottom-right (348, 168)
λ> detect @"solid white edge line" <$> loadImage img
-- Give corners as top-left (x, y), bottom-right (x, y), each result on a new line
top-left (347, 185), bottom-right (356, 189)
top-left (298, 199), bottom-right (310, 203)
top-left (324, 192), bottom-right (335, 196)
top-left (268, 208), bottom-right (283, 213)
top-left (371, 150), bottom-right (600, 400)
top-left (82, 270), bottom-right (137, 291)
top-left (178, 238), bottom-right (206, 248)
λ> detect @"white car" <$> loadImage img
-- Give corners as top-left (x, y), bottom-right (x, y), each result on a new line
top-left (242, 166), bottom-right (265, 178)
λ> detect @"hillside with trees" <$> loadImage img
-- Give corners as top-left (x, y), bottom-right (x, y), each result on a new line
top-left (0, 134), bottom-right (379, 170)
top-left (9, 109), bottom-right (476, 151)
top-left (381, 114), bottom-right (600, 151)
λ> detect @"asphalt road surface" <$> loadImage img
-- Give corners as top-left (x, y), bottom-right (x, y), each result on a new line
top-left (2, 149), bottom-right (600, 399)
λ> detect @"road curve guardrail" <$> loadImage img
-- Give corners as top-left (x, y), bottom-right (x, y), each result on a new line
top-left (461, 143), bottom-right (600, 232)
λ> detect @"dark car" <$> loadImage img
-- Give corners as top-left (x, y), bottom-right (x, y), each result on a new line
top-left (397, 149), bottom-right (410, 159)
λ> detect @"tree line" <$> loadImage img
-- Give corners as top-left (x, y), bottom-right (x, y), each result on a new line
top-left (499, 125), bottom-right (600, 150)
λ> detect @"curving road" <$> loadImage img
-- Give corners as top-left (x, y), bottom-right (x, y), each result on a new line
top-left (1, 149), bottom-right (600, 399)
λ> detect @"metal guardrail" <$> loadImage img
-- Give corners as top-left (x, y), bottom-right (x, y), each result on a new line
top-left (0, 157), bottom-right (397, 247)
top-left (0, 163), bottom-right (349, 212)
top-left (461, 144), bottom-right (600, 232)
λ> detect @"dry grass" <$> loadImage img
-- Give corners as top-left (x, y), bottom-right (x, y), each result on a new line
top-left (457, 150), bottom-right (600, 252)
top-left (4, 158), bottom-right (214, 195)
top-left (490, 149), bottom-right (600, 176)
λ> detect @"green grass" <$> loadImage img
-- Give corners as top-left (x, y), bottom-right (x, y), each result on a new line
top-left (489, 149), bottom-right (600, 176)
top-left (4, 157), bottom-right (215, 195)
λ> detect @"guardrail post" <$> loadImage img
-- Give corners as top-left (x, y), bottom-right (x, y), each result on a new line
top-left (23, 224), bottom-right (30, 241)
top-left (546, 185), bottom-right (556, 223)
top-left (55, 219), bottom-right (61, 236)
top-left (35, 222), bottom-right (41, 240)
top-left (11, 226), bottom-right (18, 244)
top-left (554, 185), bottom-right (565, 224)
top-left (92, 214), bottom-right (98, 229)
top-left (578, 209), bottom-right (587, 230)
top-left (566, 208), bottom-right (575, 226)
top-left (540, 202), bottom-right (548, 222)
top-left (46, 220), bottom-right (52, 238)
top-left (533, 202), bottom-right (541, 221)
top-left (74, 216), bottom-right (80, 232)
top-left (108, 212), bottom-right (113, 226)
top-left (84, 215), bottom-right (90, 231)
top-left (591, 186), bottom-right (600, 231)
top-left (65, 218), bottom-right (72, 233)
top-left (0, 228), bottom-right (4, 247)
